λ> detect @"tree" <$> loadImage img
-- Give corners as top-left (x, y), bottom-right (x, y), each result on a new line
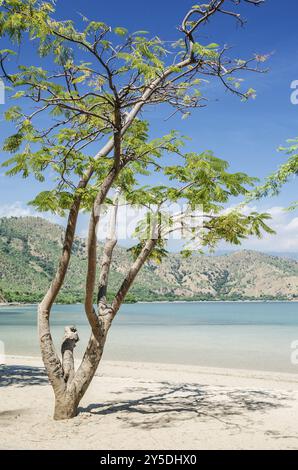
top-left (250, 138), bottom-right (298, 210)
top-left (0, 0), bottom-right (269, 420)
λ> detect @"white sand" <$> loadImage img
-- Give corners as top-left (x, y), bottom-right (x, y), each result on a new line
top-left (1, 356), bottom-right (298, 450)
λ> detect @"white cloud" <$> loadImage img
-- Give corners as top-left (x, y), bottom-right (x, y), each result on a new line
top-left (285, 217), bottom-right (298, 232)
top-left (0, 202), bottom-right (66, 227)
top-left (52, 202), bottom-right (298, 253)
top-left (0, 202), bottom-right (37, 218)
top-left (1, 201), bottom-right (297, 254)
top-left (210, 203), bottom-right (298, 251)
top-left (221, 204), bottom-right (298, 252)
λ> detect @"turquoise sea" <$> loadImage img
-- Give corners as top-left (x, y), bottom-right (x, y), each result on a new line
top-left (1, 302), bottom-right (298, 373)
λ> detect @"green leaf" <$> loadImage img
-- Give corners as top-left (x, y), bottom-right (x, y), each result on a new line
top-left (0, 48), bottom-right (16, 55)
top-left (114, 27), bottom-right (128, 36)
top-left (12, 91), bottom-right (26, 99)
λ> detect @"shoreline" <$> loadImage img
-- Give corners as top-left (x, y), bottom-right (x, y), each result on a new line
top-left (3, 352), bottom-right (298, 377)
top-left (1, 299), bottom-right (298, 308)
top-left (3, 354), bottom-right (298, 384)
top-left (1, 356), bottom-right (298, 449)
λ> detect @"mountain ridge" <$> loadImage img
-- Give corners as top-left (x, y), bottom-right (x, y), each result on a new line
top-left (0, 216), bottom-right (297, 303)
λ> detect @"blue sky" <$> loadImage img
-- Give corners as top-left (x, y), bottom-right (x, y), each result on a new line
top-left (0, 0), bottom-right (297, 252)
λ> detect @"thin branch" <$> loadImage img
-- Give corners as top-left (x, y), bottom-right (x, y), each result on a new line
top-left (84, 167), bottom-right (119, 336)
top-left (111, 238), bottom-right (157, 317)
top-left (97, 188), bottom-right (121, 314)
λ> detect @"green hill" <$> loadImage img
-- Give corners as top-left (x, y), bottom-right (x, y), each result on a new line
top-left (0, 216), bottom-right (297, 303)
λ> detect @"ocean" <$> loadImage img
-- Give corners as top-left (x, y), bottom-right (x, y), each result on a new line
top-left (1, 302), bottom-right (298, 373)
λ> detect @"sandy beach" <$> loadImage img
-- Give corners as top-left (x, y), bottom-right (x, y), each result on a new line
top-left (0, 356), bottom-right (298, 450)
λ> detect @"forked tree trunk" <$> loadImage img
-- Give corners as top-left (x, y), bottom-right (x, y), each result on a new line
top-left (54, 337), bottom-right (109, 419)
top-left (43, 238), bottom-right (157, 420)
top-left (39, 224), bottom-right (157, 420)
top-left (37, 173), bottom-right (117, 420)
top-left (47, 317), bottom-right (110, 420)
top-left (54, 393), bottom-right (80, 420)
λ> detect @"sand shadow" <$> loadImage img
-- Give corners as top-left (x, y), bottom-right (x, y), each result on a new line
top-left (0, 364), bottom-right (48, 387)
top-left (80, 382), bottom-right (290, 430)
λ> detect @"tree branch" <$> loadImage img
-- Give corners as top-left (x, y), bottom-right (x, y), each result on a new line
top-left (97, 188), bottom-right (121, 314)
top-left (84, 168), bottom-right (119, 336)
top-left (111, 238), bottom-right (157, 317)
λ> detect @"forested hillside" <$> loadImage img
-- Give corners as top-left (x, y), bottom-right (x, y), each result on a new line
top-left (1, 217), bottom-right (297, 303)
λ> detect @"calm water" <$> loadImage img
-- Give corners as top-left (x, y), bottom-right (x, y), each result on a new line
top-left (1, 302), bottom-right (298, 373)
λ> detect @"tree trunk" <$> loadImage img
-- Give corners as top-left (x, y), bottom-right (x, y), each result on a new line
top-left (69, 317), bottom-right (110, 402)
top-left (54, 392), bottom-right (79, 420)
top-left (48, 318), bottom-right (109, 420)
top-left (53, 339), bottom-right (108, 419)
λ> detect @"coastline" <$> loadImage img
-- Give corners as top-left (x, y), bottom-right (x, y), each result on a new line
top-left (1, 356), bottom-right (298, 449)
top-left (0, 302), bottom-right (38, 307)
top-left (1, 299), bottom-right (298, 308)
top-left (3, 354), bottom-right (298, 384)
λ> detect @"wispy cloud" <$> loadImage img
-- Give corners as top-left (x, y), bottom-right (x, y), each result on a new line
top-left (0, 202), bottom-right (36, 218)
top-left (221, 205), bottom-right (298, 252)
top-left (0, 202), bottom-right (66, 226)
top-left (1, 201), bottom-right (297, 253)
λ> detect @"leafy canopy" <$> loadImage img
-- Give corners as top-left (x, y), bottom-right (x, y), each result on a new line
top-left (249, 139), bottom-right (298, 210)
top-left (0, 0), bottom-right (272, 257)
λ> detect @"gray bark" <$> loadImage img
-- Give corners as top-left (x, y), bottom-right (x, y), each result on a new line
top-left (61, 326), bottom-right (79, 384)
top-left (53, 392), bottom-right (80, 420)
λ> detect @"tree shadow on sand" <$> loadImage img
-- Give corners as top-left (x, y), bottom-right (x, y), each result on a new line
top-left (0, 365), bottom-right (48, 387)
top-left (80, 382), bottom-right (291, 430)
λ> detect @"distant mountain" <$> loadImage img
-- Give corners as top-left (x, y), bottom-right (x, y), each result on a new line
top-left (214, 250), bottom-right (298, 261)
top-left (0, 216), bottom-right (298, 303)
top-left (267, 252), bottom-right (298, 261)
